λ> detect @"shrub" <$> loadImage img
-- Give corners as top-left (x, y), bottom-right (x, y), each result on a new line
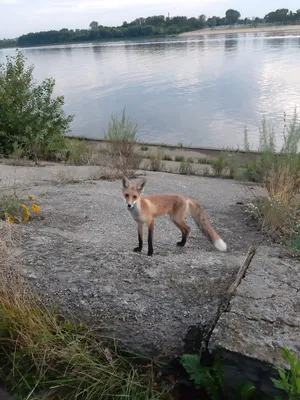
top-left (187, 157), bottom-right (194, 163)
top-left (272, 347), bottom-right (300, 400)
top-left (211, 152), bottom-right (230, 177)
top-left (180, 354), bottom-right (256, 400)
top-left (105, 109), bottom-right (141, 177)
top-left (162, 154), bottom-right (173, 161)
top-left (0, 194), bottom-right (40, 224)
top-left (198, 158), bottom-right (214, 165)
top-left (65, 140), bottom-right (102, 165)
top-left (245, 110), bottom-right (300, 241)
top-left (149, 151), bottom-right (165, 171)
top-left (175, 155), bottom-right (185, 162)
top-left (179, 160), bottom-right (194, 175)
top-left (0, 50), bottom-right (74, 160)
top-left (141, 145), bottom-right (149, 151)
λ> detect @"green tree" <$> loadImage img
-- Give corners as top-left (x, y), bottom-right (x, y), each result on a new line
top-left (89, 21), bottom-right (99, 30)
top-left (0, 50), bottom-right (74, 158)
top-left (207, 16), bottom-right (217, 27)
top-left (198, 14), bottom-right (207, 27)
top-left (265, 9), bottom-right (290, 23)
top-left (225, 9), bottom-right (241, 25)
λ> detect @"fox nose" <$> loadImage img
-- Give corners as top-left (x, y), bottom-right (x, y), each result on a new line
top-left (128, 204), bottom-right (133, 208)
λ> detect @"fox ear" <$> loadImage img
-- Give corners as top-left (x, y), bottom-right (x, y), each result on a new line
top-left (137, 178), bottom-right (146, 192)
top-left (122, 176), bottom-right (130, 188)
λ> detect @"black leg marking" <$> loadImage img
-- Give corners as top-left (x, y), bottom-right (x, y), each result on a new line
top-left (177, 230), bottom-right (187, 247)
top-left (133, 231), bottom-right (143, 253)
top-left (147, 224), bottom-right (154, 256)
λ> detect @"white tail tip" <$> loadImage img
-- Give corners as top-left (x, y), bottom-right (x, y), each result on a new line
top-left (214, 238), bottom-right (227, 252)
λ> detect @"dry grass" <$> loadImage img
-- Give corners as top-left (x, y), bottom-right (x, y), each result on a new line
top-left (148, 152), bottom-right (165, 172)
top-left (0, 222), bottom-right (170, 400)
top-left (258, 159), bottom-right (300, 240)
top-left (246, 110), bottom-right (300, 243)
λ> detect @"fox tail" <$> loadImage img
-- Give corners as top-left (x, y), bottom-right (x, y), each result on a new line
top-left (188, 199), bottom-right (227, 252)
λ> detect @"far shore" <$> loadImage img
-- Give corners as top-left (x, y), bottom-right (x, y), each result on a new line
top-left (180, 24), bottom-right (300, 37)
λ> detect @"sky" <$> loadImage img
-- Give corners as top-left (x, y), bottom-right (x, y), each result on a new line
top-left (1, 0), bottom-right (299, 39)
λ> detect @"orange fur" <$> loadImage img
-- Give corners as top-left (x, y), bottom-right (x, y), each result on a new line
top-left (122, 176), bottom-right (227, 256)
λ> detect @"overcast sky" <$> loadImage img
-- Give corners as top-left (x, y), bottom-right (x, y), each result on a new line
top-left (1, 0), bottom-right (299, 39)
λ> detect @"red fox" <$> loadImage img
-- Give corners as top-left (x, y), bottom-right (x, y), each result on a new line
top-left (122, 176), bottom-right (227, 256)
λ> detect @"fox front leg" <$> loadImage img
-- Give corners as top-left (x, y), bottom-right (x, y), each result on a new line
top-left (147, 220), bottom-right (154, 256)
top-left (133, 221), bottom-right (144, 253)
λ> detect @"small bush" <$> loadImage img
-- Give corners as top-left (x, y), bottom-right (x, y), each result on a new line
top-left (0, 50), bottom-right (74, 160)
top-left (203, 166), bottom-right (211, 176)
top-left (245, 110), bottom-right (300, 242)
top-left (211, 152), bottom-right (230, 177)
top-left (179, 160), bottom-right (194, 175)
top-left (141, 145), bottom-right (149, 151)
top-left (180, 354), bottom-right (256, 400)
top-left (187, 157), bottom-right (194, 163)
top-left (149, 151), bottom-right (165, 171)
top-left (65, 140), bottom-right (102, 165)
top-left (105, 109), bottom-right (141, 177)
top-left (175, 155), bottom-right (185, 162)
top-left (272, 347), bottom-right (300, 400)
top-left (245, 159), bottom-right (263, 182)
top-left (162, 154), bottom-right (173, 161)
top-left (198, 158), bottom-right (214, 165)
top-left (0, 194), bottom-right (40, 224)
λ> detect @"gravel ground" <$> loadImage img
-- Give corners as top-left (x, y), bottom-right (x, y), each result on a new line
top-left (0, 165), bottom-right (267, 357)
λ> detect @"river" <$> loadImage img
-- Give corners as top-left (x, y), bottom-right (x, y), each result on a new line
top-left (1, 30), bottom-right (300, 149)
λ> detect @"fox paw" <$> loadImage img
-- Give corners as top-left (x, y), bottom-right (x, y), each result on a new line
top-left (133, 247), bottom-right (142, 253)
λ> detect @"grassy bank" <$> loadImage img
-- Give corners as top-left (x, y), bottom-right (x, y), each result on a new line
top-left (0, 222), bottom-right (172, 400)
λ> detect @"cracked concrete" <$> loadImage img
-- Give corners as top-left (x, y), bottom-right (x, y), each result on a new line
top-left (2, 163), bottom-right (299, 395)
top-left (209, 246), bottom-right (300, 397)
top-left (0, 164), bottom-right (267, 358)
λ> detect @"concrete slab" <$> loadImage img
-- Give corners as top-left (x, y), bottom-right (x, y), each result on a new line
top-left (209, 246), bottom-right (300, 396)
top-left (0, 166), bottom-right (267, 357)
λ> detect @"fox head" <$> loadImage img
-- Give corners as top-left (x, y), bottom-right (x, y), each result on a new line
top-left (122, 176), bottom-right (146, 209)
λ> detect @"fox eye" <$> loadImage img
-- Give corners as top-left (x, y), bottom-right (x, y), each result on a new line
top-left (125, 194), bottom-right (129, 198)
top-left (133, 195), bottom-right (137, 200)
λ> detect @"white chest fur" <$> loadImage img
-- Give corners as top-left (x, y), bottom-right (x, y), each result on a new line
top-left (127, 201), bottom-right (145, 223)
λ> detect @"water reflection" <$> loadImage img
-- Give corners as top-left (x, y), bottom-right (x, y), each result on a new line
top-left (1, 31), bottom-right (300, 149)
top-left (224, 37), bottom-right (238, 53)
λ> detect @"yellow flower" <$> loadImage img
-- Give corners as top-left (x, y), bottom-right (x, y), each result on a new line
top-left (32, 204), bottom-right (40, 212)
top-left (28, 195), bottom-right (35, 201)
top-left (20, 204), bottom-right (30, 216)
top-left (22, 215), bottom-right (29, 223)
top-left (7, 215), bottom-right (14, 224)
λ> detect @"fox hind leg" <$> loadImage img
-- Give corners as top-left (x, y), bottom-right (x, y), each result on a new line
top-left (171, 216), bottom-right (191, 247)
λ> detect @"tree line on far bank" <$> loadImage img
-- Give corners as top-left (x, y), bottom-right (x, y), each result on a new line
top-left (1, 8), bottom-right (300, 48)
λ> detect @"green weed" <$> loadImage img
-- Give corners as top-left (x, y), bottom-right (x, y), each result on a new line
top-left (272, 347), bottom-right (300, 400)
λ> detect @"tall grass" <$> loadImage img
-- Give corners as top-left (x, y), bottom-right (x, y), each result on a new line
top-left (148, 151), bottom-right (165, 171)
top-left (246, 109), bottom-right (300, 241)
top-left (211, 152), bottom-right (230, 177)
top-left (105, 109), bottom-right (141, 177)
top-left (0, 223), bottom-right (168, 400)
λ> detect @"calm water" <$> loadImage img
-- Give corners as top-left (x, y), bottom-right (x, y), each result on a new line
top-left (1, 30), bottom-right (300, 149)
